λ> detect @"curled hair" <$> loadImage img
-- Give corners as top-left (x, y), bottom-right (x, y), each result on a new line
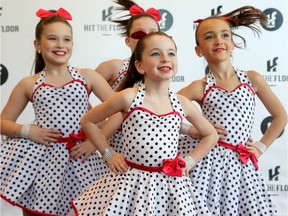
top-left (33, 13), bottom-right (72, 74)
top-left (112, 0), bottom-right (160, 37)
top-left (117, 32), bottom-right (175, 91)
top-left (195, 6), bottom-right (268, 48)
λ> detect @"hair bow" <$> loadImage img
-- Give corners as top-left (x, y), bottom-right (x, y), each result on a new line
top-left (130, 30), bottom-right (147, 39)
top-left (36, 8), bottom-right (72, 20)
top-left (130, 5), bottom-right (161, 21)
top-left (193, 17), bottom-right (232, 23)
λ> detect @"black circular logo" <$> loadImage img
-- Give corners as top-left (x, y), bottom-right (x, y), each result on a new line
top-left (0, 64), bottom-right (9, 85)
top-left (159, 9), bottom-right (173, 32)
top-left (261, 116), bottom-right (284, 138)
top-left (261, 8), bottom-right (283, 31)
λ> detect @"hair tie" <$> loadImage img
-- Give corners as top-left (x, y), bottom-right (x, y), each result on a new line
top-left (130, 5), bottom-right (161, 21)
top-left (36, 8), bottom-right (72, 20)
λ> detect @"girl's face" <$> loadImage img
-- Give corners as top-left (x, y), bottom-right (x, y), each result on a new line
top-left (195, 19), bottom-right (235, 63)
top-left (125, 17), bottom-right (159, 52)
top-left (135, 35), bottom-right (177, 81)
top-left (34, 22), bottom-right (73, 67)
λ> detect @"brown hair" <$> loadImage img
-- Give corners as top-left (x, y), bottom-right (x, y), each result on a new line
top-left (33, 14), bottom-right (72, 74)
top-left (117, 32), bottom-right (176, 91)
top-left (195, 6), bottom-right (268, 48)
top-left (112, 0), bottom-right (160, 37)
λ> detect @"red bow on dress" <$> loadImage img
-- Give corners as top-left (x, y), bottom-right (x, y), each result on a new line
top-left (36, 8), bottom-right (72, 20)
top-left (218, 140), bottom-right (259, 170)
top-left (162, 154), bottom-right (186, 177)
top-left (236, 143), bottom-right (259, 170)
top-left (130, 5), bottom-right (161, 21)
top-left (58, 129), bottom-right (87, 151)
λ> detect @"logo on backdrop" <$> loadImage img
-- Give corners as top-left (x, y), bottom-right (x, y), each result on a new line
top-left (158, 9), bottom-right (173, 32)
top-left (83, 6), bottom-right (172, 35)
top-left (263, 57), bottom-right (288, 86)
top-left (1, 7), bottom-right (19, 33)
top-left (267, 166), bottom-right (288, 193)
top-left (261, 8), bottom-right (283, 31)
top-left (211, 5), bottom-right (223, 15)
top-left (261, 116), bottom-right (284, 138)
top-left (269, 166), bottom-right (280, 181)
top-left (0, 64), bottom-right (9, 85)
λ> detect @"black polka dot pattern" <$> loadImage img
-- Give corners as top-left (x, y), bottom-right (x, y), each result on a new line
top-left (71, 83), bottom-right (211, 215)
top-left (0, 67), bottom-right (99, 215)
top-left (178, 69), bottom-right (277, 215)
top-left (111, 58), bottom-right (130, 90)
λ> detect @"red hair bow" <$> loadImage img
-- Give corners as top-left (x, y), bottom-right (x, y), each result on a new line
top-left (130, 5), bottom-right (161, 21)
top-left (36, 8), bottom-right (72, 20)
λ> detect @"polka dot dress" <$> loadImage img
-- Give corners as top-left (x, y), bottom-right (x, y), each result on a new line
top-left (93, 58), bottom-right (142, 180)
top-left (111, 58), bottom-right (130, 90)
top-left (179, 69), bottom-right (277, 215)
top-left (70, 83), bottom-right (211, 216)
top-left (0, 67), bottom-right (99, 216)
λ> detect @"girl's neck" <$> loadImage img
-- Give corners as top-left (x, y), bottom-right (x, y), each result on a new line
top-left (208, 63), bottom-right (234, 80)
top-left (144, 79), bottom-right (170, 98)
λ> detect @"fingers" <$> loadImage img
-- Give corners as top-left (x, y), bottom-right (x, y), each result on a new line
top-left (108, 154), bottom-right (129, 174)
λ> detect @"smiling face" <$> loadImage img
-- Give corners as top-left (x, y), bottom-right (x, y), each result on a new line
top-left (195, 18), bottom-right (235, 64)
top-left (135, 33), bottom-right (178, 81)
top-left (34, 22), bottom-right (73, 67)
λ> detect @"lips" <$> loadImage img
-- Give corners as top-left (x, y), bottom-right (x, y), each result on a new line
top-left (214, 48), bottom-right (225, 52)
top-left (159, 66), bottom-right (171, 73)
top-left (54, 51), bottom-right (66, 56)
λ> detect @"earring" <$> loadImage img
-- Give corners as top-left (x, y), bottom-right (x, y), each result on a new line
top-left (37, 50), bottom-right (41, 54)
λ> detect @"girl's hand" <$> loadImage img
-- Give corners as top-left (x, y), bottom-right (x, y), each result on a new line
top-left (70, 139), bottom-right (97, 163)
top-left (107, 152), bottom-right (129, 174)
top-left (246, 137), bottom-right (262, 158)
top-left (212, 123), bottom-right (228, 140)
top-left (29, 125), bottom-right (61, 147)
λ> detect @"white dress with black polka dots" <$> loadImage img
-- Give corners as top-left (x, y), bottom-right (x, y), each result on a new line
top-left (93, 58), bottom-right (131, 179)
top-left (70, 83), bottom-right (211, 216)
top-left (179, 69), bottom-right (277, 215)
top-left (0, 67), bottom-right (99, 216)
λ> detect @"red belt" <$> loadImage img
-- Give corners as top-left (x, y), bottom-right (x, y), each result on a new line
top-left (58, 129), bottom-right (87, 151)
top-left (218, 140), bottom-right (259, 170)
top-left (125, 153), bottom-right (186, 177)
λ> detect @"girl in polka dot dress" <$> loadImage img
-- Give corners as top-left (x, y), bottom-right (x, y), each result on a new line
top-left (0, 8), bottom-right (115, 216)
top-left (178, 6), bottom-right (287, 216)
top-left (86, 0), bottom-right (162, 179)
top-left (68, 32), bottom-right (219, 216)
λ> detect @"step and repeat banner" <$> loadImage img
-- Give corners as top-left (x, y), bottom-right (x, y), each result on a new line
top-left (1, 0), bottom-right (287, 215)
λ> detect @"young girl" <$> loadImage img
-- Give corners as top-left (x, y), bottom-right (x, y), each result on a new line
top-left (69, 32), bottom-right (219, 216)
top-left (178, 6), bottom-right (287, 215)
top-left (71, 0), bottom-right (162, 177)
top-left (95, 0), bottom-right (160, 90)
top-left (0, 8), bottom-right (115, 216)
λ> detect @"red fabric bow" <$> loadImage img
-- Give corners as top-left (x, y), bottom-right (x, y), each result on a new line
top-left (36, 8), bottom-right (72, 20)
top-left (130, 5), bottom-right (161, 21)
top-left (162, 154), bottom-right (186, 177)
top-left (58, 129), bottom-right (87, 151)
top-left (193, 17), bottom-right (232, 23)
top-left (236, 143), bottom-right (259, 170)
top-left (218, 140), bottom-right (259, 170)
top-left (130, 30), bottom-right (147, 39)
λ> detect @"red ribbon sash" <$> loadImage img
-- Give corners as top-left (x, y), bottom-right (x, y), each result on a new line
top-left (218, 140), bottom-right (259, 170)
top-left (58, 129), bottom-right (87, 151)
top-left (125, 154), bottom-right (186, 177)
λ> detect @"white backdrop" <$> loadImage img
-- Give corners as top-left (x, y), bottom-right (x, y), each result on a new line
top-left (1, 0), bottom-right (287, 215)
